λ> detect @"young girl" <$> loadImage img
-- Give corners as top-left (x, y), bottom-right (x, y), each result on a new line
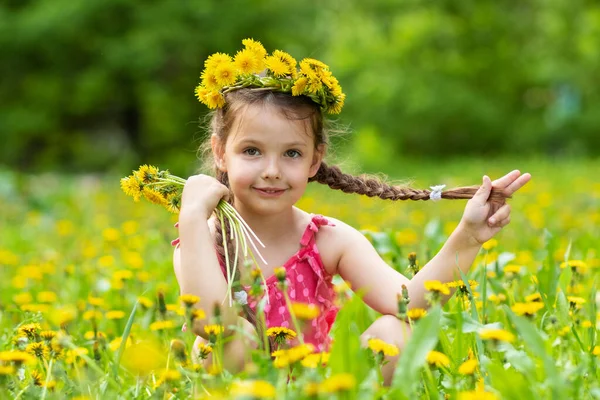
top-left (173, 39), bottom-right (531, 385)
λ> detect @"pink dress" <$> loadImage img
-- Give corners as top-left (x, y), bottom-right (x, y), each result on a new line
top-left (220, 214), bottom-right (339, 352)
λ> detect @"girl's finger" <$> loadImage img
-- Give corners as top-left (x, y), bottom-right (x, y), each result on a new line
top-left (491, 170), bottom-right (521, 189)
top-left (502, 173), bottom-right (532, 196)
top-left (488, 203), bottom-right (511, 226)
top-left (174, 222), bottom-right (179, 228)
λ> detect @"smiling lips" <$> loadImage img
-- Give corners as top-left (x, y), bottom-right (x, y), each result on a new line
top-left (254, 187), bottom-right (286, 196)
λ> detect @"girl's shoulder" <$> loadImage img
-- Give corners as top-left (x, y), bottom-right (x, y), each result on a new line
top-left (312, 214), bottom-right (361, 276)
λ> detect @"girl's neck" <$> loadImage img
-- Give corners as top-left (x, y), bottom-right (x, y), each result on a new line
top-left (233, 204), bottom-right (304, 243)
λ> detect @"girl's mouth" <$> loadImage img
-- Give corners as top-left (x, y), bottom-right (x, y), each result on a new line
top-left (254, 188), bottom-right (286, 197)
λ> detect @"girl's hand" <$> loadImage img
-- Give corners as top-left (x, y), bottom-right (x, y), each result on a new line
top-left (180, 174), bottom-right (230, 220)
top-left (459, 170), bottom-right (531, 245)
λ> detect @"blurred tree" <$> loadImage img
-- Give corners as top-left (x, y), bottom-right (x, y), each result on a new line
top-left (0, 0), bottom-right (598, 172)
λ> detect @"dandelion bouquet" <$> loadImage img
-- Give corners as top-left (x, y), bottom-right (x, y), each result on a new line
top-left (120, 165), bottom-right (267, 306)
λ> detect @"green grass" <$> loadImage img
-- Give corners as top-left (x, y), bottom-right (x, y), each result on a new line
top-left (0, 157), bottom-right (598, 399)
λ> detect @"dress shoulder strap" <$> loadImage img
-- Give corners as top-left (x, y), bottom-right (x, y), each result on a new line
top-left (300, 214), bottom-right (335, 247)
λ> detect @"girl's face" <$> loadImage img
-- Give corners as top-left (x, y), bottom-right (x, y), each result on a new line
top-left (214, 104), bottom-right (323, 217)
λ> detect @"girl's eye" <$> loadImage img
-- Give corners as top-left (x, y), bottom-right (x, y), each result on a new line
top-left (285, 150), bottom-right (301, 158)
top-left (243, 148), bottom-right (260, 156)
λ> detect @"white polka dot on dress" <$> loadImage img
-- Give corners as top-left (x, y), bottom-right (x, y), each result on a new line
top-left (303, 288), bottom-right (309, 297)
top-left (297, 274), bottom-right (304, 283)
top-left (278, 306), bottom-right (286, 315)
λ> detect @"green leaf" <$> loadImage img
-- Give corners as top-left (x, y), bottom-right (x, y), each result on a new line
top-left (389, 306), bottom-right (441, 398)
top-left (113, 299), bottom-right (139, 380)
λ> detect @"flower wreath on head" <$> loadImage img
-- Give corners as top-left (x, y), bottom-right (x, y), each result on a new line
top-left (194, 38), bottom-right (346, 114)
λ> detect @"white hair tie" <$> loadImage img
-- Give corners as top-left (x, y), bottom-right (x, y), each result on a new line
top-left (234, 290), bottom-right (248, 305)
top-left (429, 184), bottom-right (446, 201)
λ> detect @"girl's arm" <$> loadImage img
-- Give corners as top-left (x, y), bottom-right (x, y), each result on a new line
top-left (174, 174), bottom-right (239, 339)
top-left (334, 171), bottom-right (531, 314)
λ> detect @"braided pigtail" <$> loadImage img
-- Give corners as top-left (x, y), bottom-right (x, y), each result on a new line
top-left (309, 162), bottom-right (509, 202)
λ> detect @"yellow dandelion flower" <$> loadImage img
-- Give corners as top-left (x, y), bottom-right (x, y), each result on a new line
top-left (479, 328), bottom-right (515, 343)
top-left (272, 50), bottom-right (297, 75)
top-left (83, 310), bottom-right (102, 320)
top-left (134, 164), bottom-right (160, 184)
top-left (301, 352), bottom-right (330, 368)
top-left (121, 176), bottom-right (143, 201)
top-left (292, 77), bottom-right (308, 96)
top-left (525, 293), bottom-right (542, 302)
top-left (214, 61), bottom-right (238, 87)
top-left (266, 326), bottom-right (296, 344)
top-left (20, 303), bottom-right (50, 313)
top-left (191, 308), bottom-right (206, 321)
top-left (560, 260), bottom-right (588, 271)
top-left (274, 267), bottom-right (287, 282)
top-left (407, 308), bottom-right (427, 321)
top-left (488, 293), bottom-right (506, 304)
top-left (40, 330), bottom-right (56, 342)
top-left (195, 85), bottom-right (210, 104)
top-left (503, 264), bottom-right (522, 274)
top-left (142, 187), bottom-right (168, 207)
top-left (18, 323), bottom-right (41, 339)
top-left (0, 365), bottom-right (15, 375)
top-left (230, 380), bottom-right (276, 398)
top-left (205, 90), bottom-right (226, 109)
top-left (290, 302), bottom-right (320, 320)
top-left (368, 338), bottom-right (400, 357)
top-left (265, 55), bottom-right (290, 77)
top-left (234, 48), bottom-right (259, 74)
top-left (204, 324), bottom-right (225, 336)
top-left (88, 296), bottom-right (104, 307)
top-left (83, 331), bottom-right (106, 340)
top-left (458, 391), bottom-right (499, 400)
top-left (458, 359), bottom-right (478, 375)
top-left (592, 346), bottom-right (600, 356)
top-left (567, 296), bottom-right (586, 308)
top-left (149, 320), bottom-right (175, 331)
top-left (204, 52), bottom-right (233, 71)
top-left (426, 351), bottom-right (450, 368)
top-left (482, 238), bottom-right (498, 250)
top-left (320, 373), bottom-right (356, 393)
top-left (272, 343), bottom-right (314, 368)
top-left (137, 296), bottom-right (154, 309)
top-left (447, 280), bottom-right (479, 291)
top-left (511, 301), bottom-right (544, 316)
top-left (0, 350), bottom-right (35, 364)
top-left (300, 57), bottom-right (329, 72)
top-left (37, 291), bottom-right (57, 303)
top-left (65, 348), bottom-right (89, 364)
top-left (26, 342), bottom-right (49, 359)
top-left (112, 269), bottom-right (132, 281)
top-left (424, 280), bottom-right (450, 295)
top-left (196, 343), bottom-right (213, 360)
top-left (102, 227), bottom-right (120, 242)
top-left (109, 336), bottom-right (132, 352)
top-left (179, 294), bottom-right (200, 307)
top-left (581, 320), bottom-right (593, 328)
top-left (31, 370), bottom-right (44, 386)
top-left (105, 310), bottom-right (126, 320)
top-left (201, 69), bottom-right (220, 90)
top-left (327, 93), bottom-right (346, 114)
top-left (242, 38), bottom-right (267, 69)
top-left (13, 292), bottom-right (33, 305)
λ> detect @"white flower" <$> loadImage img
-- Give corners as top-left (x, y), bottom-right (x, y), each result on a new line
top-left (234, 290), bottom-right (248, 305)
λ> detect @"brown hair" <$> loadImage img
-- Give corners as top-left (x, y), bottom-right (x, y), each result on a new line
top-left (199, 88), bottom-right (507, 345)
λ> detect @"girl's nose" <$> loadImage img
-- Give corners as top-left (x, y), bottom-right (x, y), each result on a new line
top-left (262, 158), bottom-right (281, 180)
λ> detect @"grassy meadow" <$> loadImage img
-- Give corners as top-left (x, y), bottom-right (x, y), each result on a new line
top-left (0, 157), bottom-right (599, 399)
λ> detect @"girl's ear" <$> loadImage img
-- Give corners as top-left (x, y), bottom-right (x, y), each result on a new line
top-left (211, 134), bottom-right (227, 172)
top-left (309, 144), bottom-right (326, 178)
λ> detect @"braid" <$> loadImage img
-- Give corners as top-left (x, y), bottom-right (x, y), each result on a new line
top-left (309, 162), bottom-right (508, 202)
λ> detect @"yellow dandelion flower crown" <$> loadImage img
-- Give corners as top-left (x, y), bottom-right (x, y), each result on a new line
top-left (194, 38), bottom-right (346, 114)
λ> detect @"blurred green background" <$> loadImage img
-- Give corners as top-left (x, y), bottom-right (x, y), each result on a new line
top-left (1, 0), bottom-right (599, 175)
